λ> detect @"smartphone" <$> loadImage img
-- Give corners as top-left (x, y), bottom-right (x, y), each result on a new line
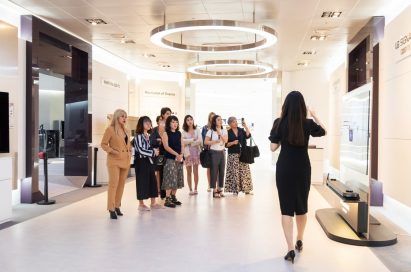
top-left (241, 118), bottom-right (245, 126)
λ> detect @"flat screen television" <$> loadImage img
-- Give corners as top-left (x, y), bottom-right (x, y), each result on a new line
top-left (0, 92), bottom-right (10, 153)
top-left (340, 83), bottom-right (371, 190)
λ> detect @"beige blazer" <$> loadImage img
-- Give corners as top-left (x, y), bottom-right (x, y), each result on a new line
top-left (101, 126), bottom-right (131, 169)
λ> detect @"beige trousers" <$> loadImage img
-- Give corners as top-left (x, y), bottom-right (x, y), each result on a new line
top-left (107, 165), bottom-right (129, 211)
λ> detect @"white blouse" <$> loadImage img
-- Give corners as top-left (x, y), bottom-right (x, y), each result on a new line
top-left (206, 128), bottom-right (227, 151)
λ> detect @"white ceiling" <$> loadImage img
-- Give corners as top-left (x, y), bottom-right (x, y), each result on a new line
top-left (9, 0), bottom-right (392, 74)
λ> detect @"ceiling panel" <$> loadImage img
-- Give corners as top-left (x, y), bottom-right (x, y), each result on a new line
top-left (165, 3), bottom-right (207, 14)
top-left (8, 0), bottom-right (396, 73)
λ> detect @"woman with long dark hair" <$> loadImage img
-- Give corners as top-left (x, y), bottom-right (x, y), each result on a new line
top-left (269, 91), bottom-right (326, 263)
top-left (149, 107), bottom-right (172, 199)
top-left (182, 115), bottom-right (202, 195)
top-left (131, 116), bottom-right (163, 211)
top-left (204, 115), bottom-right (228, 198)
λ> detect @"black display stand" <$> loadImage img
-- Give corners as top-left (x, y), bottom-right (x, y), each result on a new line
top-left (37, 152), bottom-right (56, 205)
top-left (84, 147), bottom-right (102, 188)
top-left (316, 208), bottom-right (397, 247)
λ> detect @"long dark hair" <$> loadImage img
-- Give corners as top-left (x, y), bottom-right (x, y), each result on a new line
top-left (160, 107), bottom-right (172, 118)
top-left (211, 115), bottom-right (221, 131)
top-left (182, 115), bottom-right (197, 132)
top-left (275, 91), bottom-right (307, 146)
top-left (136, 116), bottom-right (152, 134)
top-left (165, 115), bottom-right (179, 132)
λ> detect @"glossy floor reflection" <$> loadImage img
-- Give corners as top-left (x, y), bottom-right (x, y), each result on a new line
top-left (0, 157), bottom-right (389, 272)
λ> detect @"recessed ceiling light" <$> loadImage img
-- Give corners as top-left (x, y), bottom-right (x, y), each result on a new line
top-left (111, 33), bottom-right (126, 39)
top-left (85, 18), bottom-right (107, 25)
top-left (142, 53), bottom-right (156, 58)
top-left (162, 64), bottom-right (171, 68)
top-left (321, 11), bottom-right (342, 18)
top-left (310, 35), bottom-right (327, 41)
top-left (302, 50), bottom-right (317, 55)
top-left (297, 61), bottom-right (309, 66)
top-left (61, 55), bottom-right (72, 59)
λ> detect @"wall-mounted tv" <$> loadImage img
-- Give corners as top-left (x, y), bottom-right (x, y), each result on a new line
top-left (0, 92), bottom-right (10, 153)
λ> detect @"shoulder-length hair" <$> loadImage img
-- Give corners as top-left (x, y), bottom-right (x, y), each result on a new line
top-left (165, 115), bottom-right (179, 132)
top-left (182, 115), bottom-right (197, 132)
top-left (136, 116), bottom-right (152, 134)
top-left (207, 112), bottom-right (215, 128)
top-left (210, 115), bottom-right (221, 131)
top-left (274, 91), bottom-right (307, 146)
top-left (110, 109), bottom-right (129, 135)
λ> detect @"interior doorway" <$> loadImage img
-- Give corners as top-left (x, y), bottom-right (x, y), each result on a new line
top-left (36, 35), bottom-right (88, 198)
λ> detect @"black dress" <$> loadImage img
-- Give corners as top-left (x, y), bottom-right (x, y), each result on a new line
top-left (269, 118), bottom-right (325, 216)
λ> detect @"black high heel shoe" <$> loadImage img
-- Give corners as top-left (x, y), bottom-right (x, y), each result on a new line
top-left (109, 210), bottom-right (117, 220)
top-left (284, 250), bottom-right (295, 264)
top-left (115, 208), bottom-right (123, 216)
top-left (295, 240), bottom-right (303, 252)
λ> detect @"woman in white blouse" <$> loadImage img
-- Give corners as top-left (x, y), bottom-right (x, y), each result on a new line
top-left (182, 115), bottom-right (202, 195)
top-left (204, 115), bottom-right (228, 198)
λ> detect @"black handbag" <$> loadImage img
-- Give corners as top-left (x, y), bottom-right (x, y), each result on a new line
top-left (251, 137), bottom-right (260, 158)
top-left (200, 147), bottom-right (212, 168)
top-left (239, 137), bottom-right (259, 164)
top-left (200, 131), bottom-right (213, 168)
top-left (153, 155), bottom-right (165, 166)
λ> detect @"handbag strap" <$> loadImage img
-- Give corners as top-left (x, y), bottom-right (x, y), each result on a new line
top-left (249, 136), bottom-right (257, 147)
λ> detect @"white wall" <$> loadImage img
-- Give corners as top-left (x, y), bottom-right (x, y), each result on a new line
top-left (137, 79), bottom-right (183, 122)
top-left (191, 78), bottom-right (275, 154)
top-left (92, 60), bottom-right (129, 183)
top-left (328, 64), bottom-right (346, 175)
top-left (379, 4), bottom-right (411, 207)
top-left (0, 4), bottom-right (26, 204)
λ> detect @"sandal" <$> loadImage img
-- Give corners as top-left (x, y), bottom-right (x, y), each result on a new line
top-left (138, 205), bottom-right (151, 211)
top-left (217, 189), bottom-right (225, 197)
top-left (150, 203), bottom-right (165, 209)
top-left (213, 191), bottom-right (220, 198)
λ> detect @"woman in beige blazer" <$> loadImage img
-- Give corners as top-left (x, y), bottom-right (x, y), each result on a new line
top-left (101, 109), bottom-right (131, 219)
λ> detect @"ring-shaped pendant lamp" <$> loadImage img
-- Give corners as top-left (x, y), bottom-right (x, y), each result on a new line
top-left (187, 60), bottom-right (274, 77)
top-left (150, 20), bottom-right (278, 53)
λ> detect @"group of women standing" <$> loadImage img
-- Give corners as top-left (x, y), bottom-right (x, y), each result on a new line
top-left (101, 107), bottom-right (256, 215)
top-left (100, 90), bottom-right (326, 265)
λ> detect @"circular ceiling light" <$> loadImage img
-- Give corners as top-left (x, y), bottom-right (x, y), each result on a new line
top-left (150, 20), bottom-right (277, 53)
top-left (187, 60), bottom-right (274, 77)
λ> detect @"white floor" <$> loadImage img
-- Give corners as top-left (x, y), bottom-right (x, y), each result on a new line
top-left (0, 156), bottom-right (390, 272)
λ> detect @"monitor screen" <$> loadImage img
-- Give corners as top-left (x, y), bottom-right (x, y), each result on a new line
top-left (340, 83), bottom-right (371, 189)
top-left (0, 92), bottom-right (10, 153)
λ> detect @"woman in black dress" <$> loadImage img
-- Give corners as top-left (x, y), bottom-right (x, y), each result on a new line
top-left (269, 91), bottom-right (326, 263)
